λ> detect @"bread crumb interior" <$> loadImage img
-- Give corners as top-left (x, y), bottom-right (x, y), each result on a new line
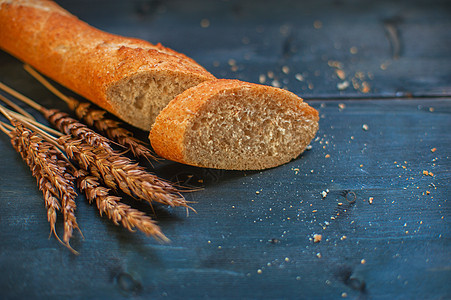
top-left (108, 72), bottom-right (199, 130)
top-left (185, 89), bottom-right (317, 170)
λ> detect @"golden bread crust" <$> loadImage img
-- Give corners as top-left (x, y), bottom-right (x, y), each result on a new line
top-left (0, 0), bottom-right (215, 129)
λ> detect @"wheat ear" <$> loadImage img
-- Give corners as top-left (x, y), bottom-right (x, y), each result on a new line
top-left (75, 169), bottom-right (169, 242)
top-left (60, 136), bottom-right (189, 209)
top-left (11, 122), bottom-right (80, 243)
top-left (1, 118), bottom-right (80, 254)
top-left (1, 122), bottom-right (62, 243)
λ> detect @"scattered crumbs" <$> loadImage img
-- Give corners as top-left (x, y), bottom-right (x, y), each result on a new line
top-left (228, 58), bottom-right (236, 66)
top-left (271, 79), bottom-right (281, 88)
top-left (310, 169), bottom-right (314, 173)
top-left (361, 81), bottom-right (371, 93)
top-left (321, 189), bottom-right (330, 198)
top-left (316, 252), bottom-right (322, 258)
top-left (312, 210), bottom-right (317, 213)
top-left (306, 145), bottom-right (313, 150)
top-left (267, 71), bottom-right (274, 79)
top-left (325, 154), bottom-right (330, 158)
top-left (362, 124), bottom-right (369, 131)
top-left (335, 69), bottom-right (346, 80)
top-left (337, 81), bottom-right (350, 90)
top-left (282, 65), bottom-right (290, 74)
top-left (285, 257), bottom-right (290, 262)
top-left (207, 240), bottom-right (211, 244)
top-left (257, 269), bottom-right (262, 274)
top-left (313, 234), bottom-right (322, 243)
top-left (295, 73), bottom-right (304, 81)
top-left (328, 60), bottom-right (343, 69)
top-left (350, 46), bottom-right (358, 54)
top-left (342, 292), bottom-right (348, 298)
top-left (369, 197), bottom-right (374, 204)
top-left (293, 168), bottom-right (300, 175)
top-left (429, 107), bottom-right (435, 112)
top-left (431, 148), bottom-right (437, 153)
top-left (338, 103), bottom-right (346, 110)
top-left (218, 246), bottom-right (222, 249)
top-left (296, 276), bottom-right (301, 281)
top-left (338, 202), bottom-right (343, 206)
top-left (200, 18), bottom-right (210, 28)
top-left (423, 170), bottom-right (434, 176)
top-left (380, 61), bottom-right (390, 70)
top-left (352, 78), bottom-right (360, 90)
top-left (426, 191), bottom-right (430, 195)
top-left (313, 20), bottom-right (323, 29)
top-left (360, 164), bottom-right (363, 168)
top-left (198, 179), bottom-right (204, 183)
top-left (259, 74), bottom-right (266, 84)
top-left (256, 191), bottom-right (260, 195)
top-left (340, 235), bottom-right (347, 240)
top-left (308, 82), bottom-right (314, 90)
top-left (350, 136), bottom-right (354, 140)
top-left (361, 259), bottom-right (366, 264)
top-left (269, 238), bottom-right (280, 244)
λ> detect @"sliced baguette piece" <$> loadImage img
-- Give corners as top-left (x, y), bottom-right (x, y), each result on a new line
top-left (0, 0), bottom-right (215, 130)
top-left (149, 79), bottom-right (319, 170)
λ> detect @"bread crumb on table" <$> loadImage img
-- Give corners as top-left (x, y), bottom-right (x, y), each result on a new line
top-left (313, 234), bottom-right (322, 243)
top-left (295, 73), bottom-right (304, 81)
top-left (200, 18), bottom-right (210, 28)
top-left (313, 20), bottom-right (323, 29)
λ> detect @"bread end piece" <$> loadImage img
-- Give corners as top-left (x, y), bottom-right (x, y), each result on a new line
top-left (149, 79), bottom-right (319, 170)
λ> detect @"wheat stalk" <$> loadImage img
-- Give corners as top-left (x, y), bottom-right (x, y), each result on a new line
top-left (76, 169), bottom-right (168, 242)
top-left (4, 116), bottom-right (171, 243)
top-left (59, 135), bottom-right (189, 209)
top-left (23, 65), bottom-right (157, 161)
top-left (44, 109), bottom-right (114, 150)
top-left (4, 120), bottom-right (80, 253)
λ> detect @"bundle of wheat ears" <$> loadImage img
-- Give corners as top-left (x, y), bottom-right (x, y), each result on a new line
top-left (0, 66), bottom-right (191, 254)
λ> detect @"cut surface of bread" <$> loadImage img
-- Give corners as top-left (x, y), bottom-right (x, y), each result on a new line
top-left (0, 0), bottom-right (215, 130)
top-left (150, 79), bottom-right (319, 170)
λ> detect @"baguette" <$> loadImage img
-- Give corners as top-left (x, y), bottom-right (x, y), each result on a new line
top-left (0, 0), bottom-right (215, 130)
top-left (149, 79), bottom-right (319, 170)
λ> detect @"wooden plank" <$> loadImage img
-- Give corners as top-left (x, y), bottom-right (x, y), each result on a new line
top-left (0, 0), bottom-right (450, 298)
top-left (0, 98), bottom-right (449, 298)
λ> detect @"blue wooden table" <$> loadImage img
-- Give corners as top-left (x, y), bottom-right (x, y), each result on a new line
top-left (0, 0), bottom-right (450, 299)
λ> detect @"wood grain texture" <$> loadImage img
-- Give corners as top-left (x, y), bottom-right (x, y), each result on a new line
top-left (0, 0), bottom-right (450, 299)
